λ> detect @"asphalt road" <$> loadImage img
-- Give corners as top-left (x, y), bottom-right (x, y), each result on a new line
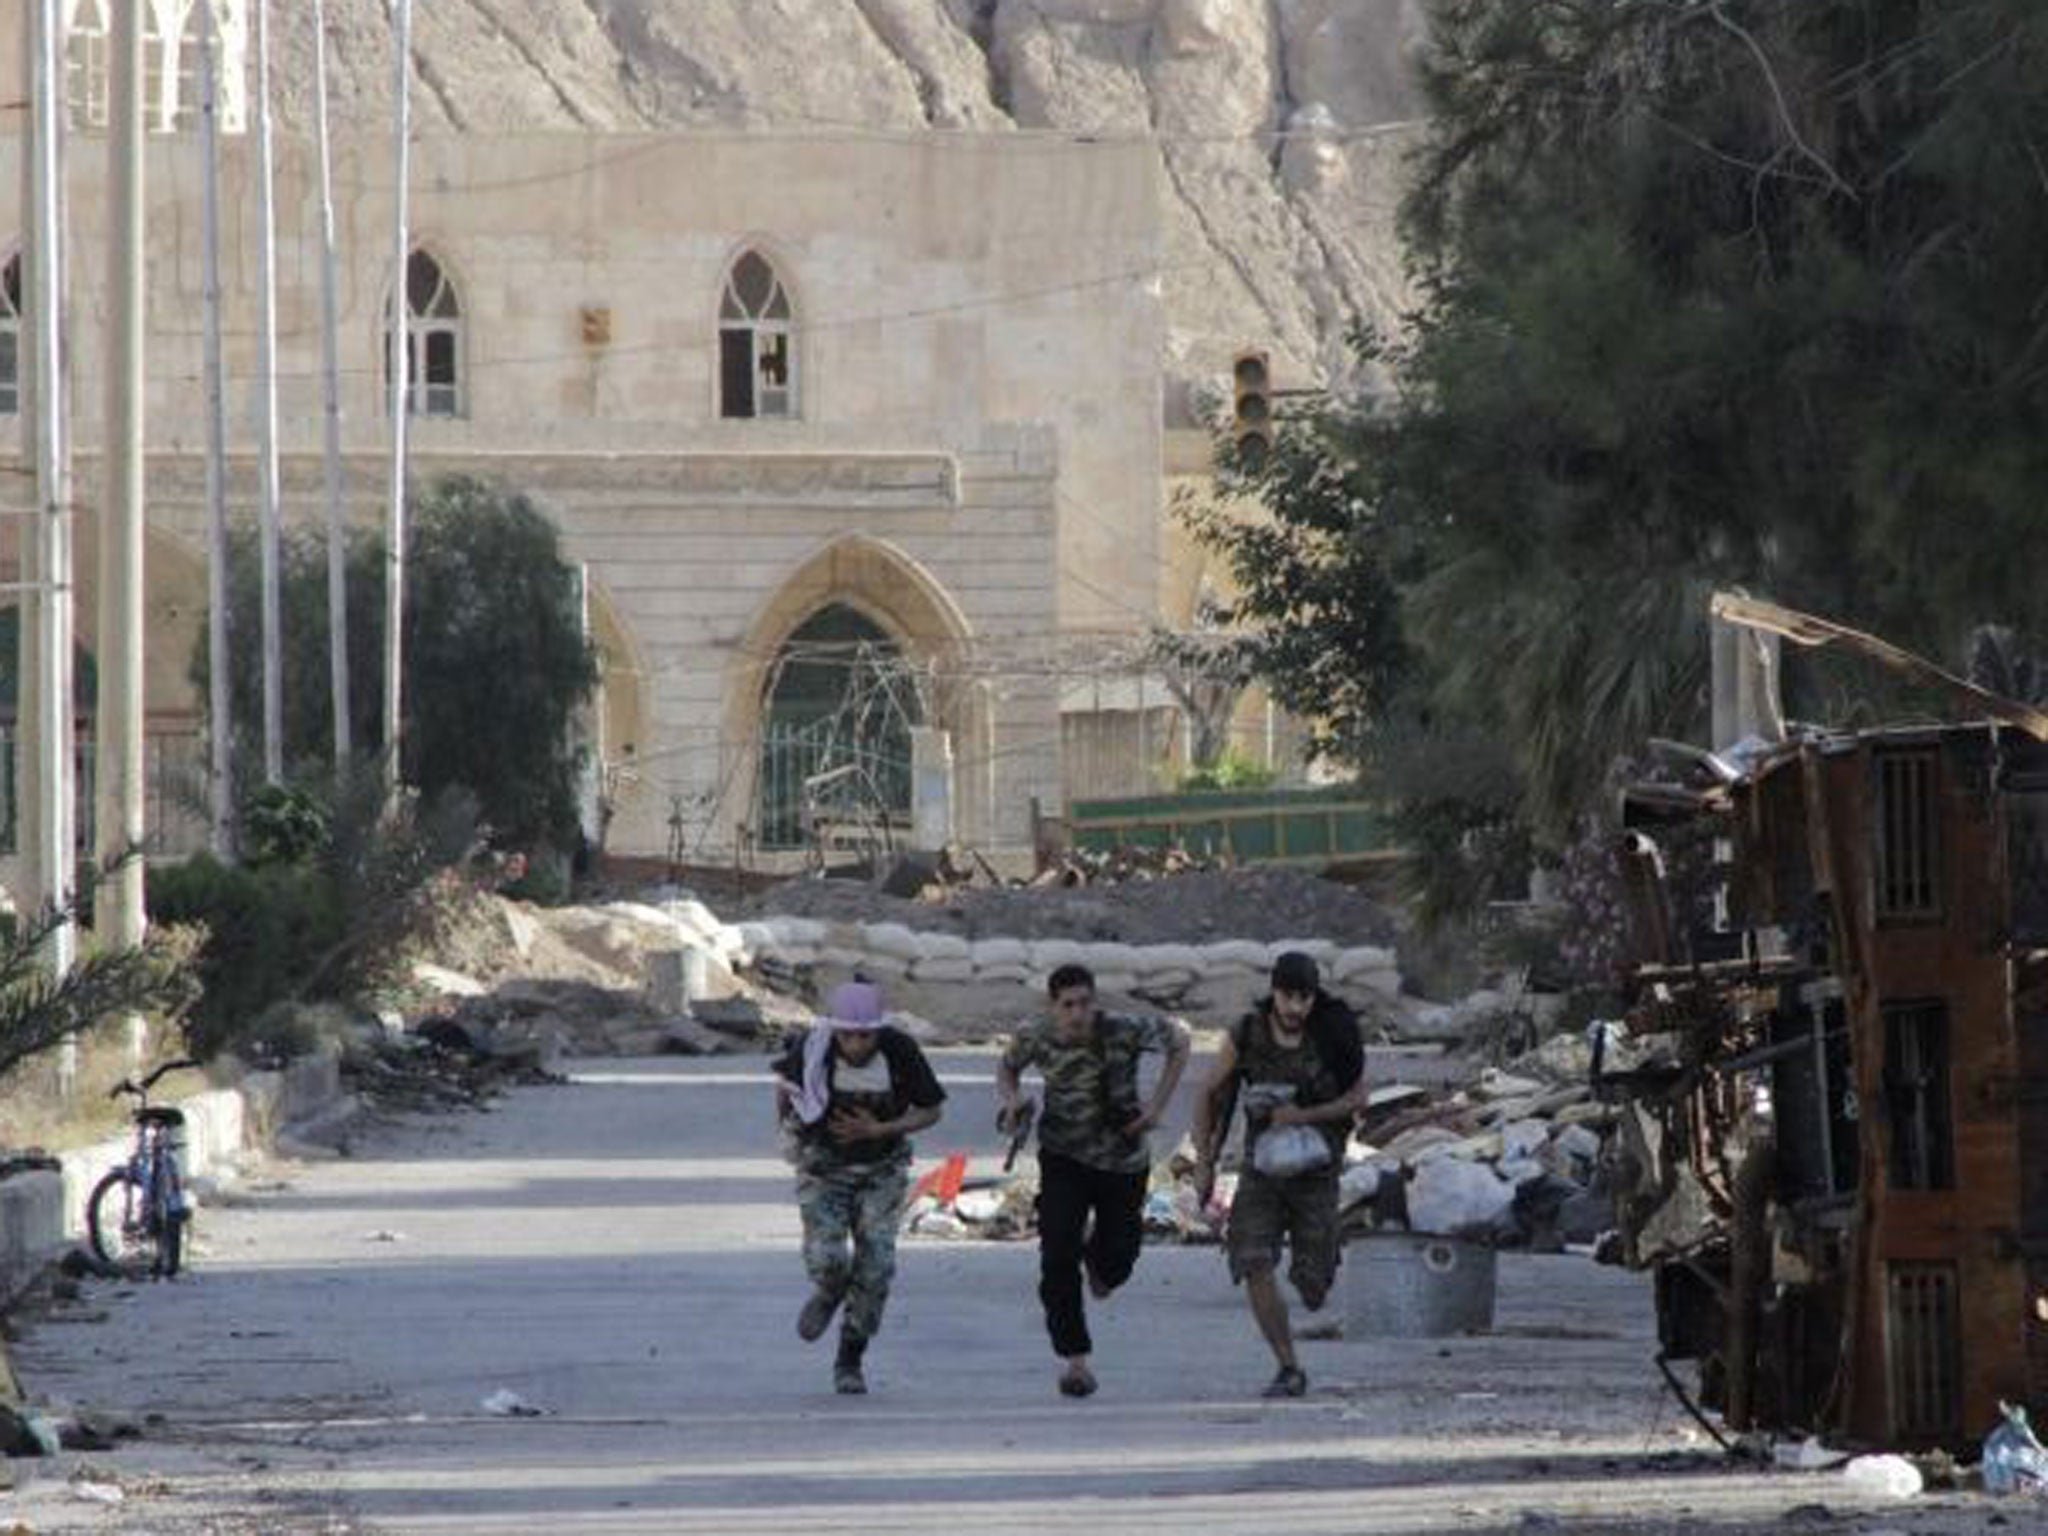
top-left (1, 1052), bottom-right (2026, 1533)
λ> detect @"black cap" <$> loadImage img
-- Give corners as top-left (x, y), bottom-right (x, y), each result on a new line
top-left (1270, 950), bottom-right (1320, 995)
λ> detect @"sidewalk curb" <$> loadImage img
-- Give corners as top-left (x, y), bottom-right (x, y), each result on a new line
top-left (0, 1045), bottom-right (361, 1308)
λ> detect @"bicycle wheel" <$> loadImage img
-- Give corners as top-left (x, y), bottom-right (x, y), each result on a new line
top-left (86, 1168), bottom-right (154, 1273)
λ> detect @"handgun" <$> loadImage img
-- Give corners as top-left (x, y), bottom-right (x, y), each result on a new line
top-left (1000, 1097), bottom-right (1038, 1172)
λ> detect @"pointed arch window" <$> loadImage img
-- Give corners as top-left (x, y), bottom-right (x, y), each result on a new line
top-left (719, 251), bottom-right (795, 419)
top-left (387, 248), bottom-right (465, 417)
top-left (0, 254), bottom-right (19, 417)
top-left (65, 0), bottom-right (112, 129)
top-left (157, 0), bottom-right (207, 132)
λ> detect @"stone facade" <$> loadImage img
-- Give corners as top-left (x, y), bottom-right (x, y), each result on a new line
top-left (0, 127), bottom-right (1164, 860)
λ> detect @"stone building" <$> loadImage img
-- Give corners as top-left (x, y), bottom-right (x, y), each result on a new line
top-left (0, 2), bottom-right (1166, 868)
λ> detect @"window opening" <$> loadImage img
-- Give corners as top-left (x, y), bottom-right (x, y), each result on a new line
top-left (0, 254), bottom-right (19, 416)
top-left (66, 0), bottom-right (112, 129)
top-left (1883, 1000), bottom-right (1953, 1191)
top-left (161, 1), bottom-right (208, 132)
top-left (1874, 748), bottom-right (1941, 920)
top-left (386, 248), bottom-right (463, 417)
top-left (1885, 1262), bottom-right (1960, 1443)
top-left (719, 251), bottom-right (794, 419)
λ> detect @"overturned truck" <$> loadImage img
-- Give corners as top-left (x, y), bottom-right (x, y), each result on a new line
top-left (1607, 719), bottom-right (2048, 1451)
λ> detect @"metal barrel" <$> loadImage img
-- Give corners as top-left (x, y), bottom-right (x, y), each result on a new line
top-left (1341, 1231), bottom-right (1497, 1337)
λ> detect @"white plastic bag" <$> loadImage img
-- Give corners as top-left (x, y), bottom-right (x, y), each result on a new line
top-left (1252, 1123), bottom-right (1333, 1178)
top-left (1840, 1453), bottom-right (1921, 1500)
top-left (1983, 1400), bottom-right (2048, 1495)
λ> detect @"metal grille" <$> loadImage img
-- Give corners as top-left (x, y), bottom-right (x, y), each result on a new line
top-left (1875, 749), bottom-right (1941, 920)
top-left (0, 727), bottom-right (210, 859)
top-left (756, 717), bottom-right (910, 852)
top-left (1883, 1001), bottom-right (1954, 1190)
top-left (1885, 1263), bottom-right (1961, 1443)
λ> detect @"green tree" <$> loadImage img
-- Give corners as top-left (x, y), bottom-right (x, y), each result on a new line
top-left (196, 475), bottom-right (597, 855)
top-left (198, 525), bottom-right (385, 792)
top-left (403, 476), bottom-right (597, 854)
top-left (1197, 0), bottom-right (2048, 851)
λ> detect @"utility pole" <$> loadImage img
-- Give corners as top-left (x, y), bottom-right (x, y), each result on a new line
top-left (97, 0), bottom-right (147, 952)
top-left (313, 0), bottom-right (351, 766)
top-left (254, 0), bottom-right (283, 784)
top-left (27, 0), bottom-right (78, 1085)
top-left (17, 0), bottom-right (44, 923)
top-left (385, 0), bottom-right (415, 791)
top-left (199, 0), bottom-right (234, 857)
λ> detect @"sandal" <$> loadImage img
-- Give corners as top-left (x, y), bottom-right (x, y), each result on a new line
top-left (1261, 1364), bottom-right (1308, 1399)
top-left (1057, 1364), bottom-right (1098, 1399)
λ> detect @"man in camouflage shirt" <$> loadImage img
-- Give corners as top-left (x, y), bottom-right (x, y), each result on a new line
top-left (997, 963), bottom-right (1190, 1398)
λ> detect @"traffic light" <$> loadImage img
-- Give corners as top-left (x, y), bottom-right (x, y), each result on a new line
top-left (1231, 349), bottom-right (1273, 465)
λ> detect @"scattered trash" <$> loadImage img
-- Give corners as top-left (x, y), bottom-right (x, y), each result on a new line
top-left (1983, 1400), bottom-right (2048, 1495)
top-left (908, 1153), bottom-right (968, 1208)
top-left (1773, 1436), bottom-right (1844, 1471)
top-left (480, 1388), bottom-right (546, 1417)
top-left (57, 1414), bottom-right (130, 1453)
top-left (68, 1480), bottom-right (124, 1505)
top-left (953, 1188), bottom-right (1005, 1224)
top-left (1839, 1453), bottom-right (1921, 1500)
top-left (365, 1229), bottom-right (406, 1243)
top-left (906, 1206), bottom-right (969, 1239)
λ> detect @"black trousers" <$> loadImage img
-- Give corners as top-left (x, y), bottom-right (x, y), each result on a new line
top-left (1036, 1149), bottom-right (1148, 1359)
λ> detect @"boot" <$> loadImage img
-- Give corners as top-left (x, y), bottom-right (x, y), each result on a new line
top-left (834, 1333), bottom-right (868, 1395)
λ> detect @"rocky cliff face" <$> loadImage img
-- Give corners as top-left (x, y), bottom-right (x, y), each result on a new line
top-left (277, 0), bottom-right (1427, 417)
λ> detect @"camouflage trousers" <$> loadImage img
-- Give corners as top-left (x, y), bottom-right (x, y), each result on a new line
top-left (795, 1151), bottom-right (911, 1343)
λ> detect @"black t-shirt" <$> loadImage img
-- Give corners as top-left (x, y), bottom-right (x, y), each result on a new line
top-left (774, 1027), bottom-right (947, 1165)
top-left (1229, 990), bottom-right (1364, 1162)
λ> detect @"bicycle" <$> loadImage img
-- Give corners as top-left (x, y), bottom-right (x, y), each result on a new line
top-left (87, 1058), bottom-right (201, 1278)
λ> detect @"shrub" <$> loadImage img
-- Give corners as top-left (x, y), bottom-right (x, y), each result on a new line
top-left (1177, 750), bottom-right (1278, 792)
top-left (146, 855), bottom-right (341, 1061)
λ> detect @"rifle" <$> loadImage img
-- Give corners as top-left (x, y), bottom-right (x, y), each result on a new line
top-left (1000, 1097), bottom-right (1038, 1172)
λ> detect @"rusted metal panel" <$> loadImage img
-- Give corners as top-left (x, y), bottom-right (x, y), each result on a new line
top-left (1612, 722), bottom-right (2047, 1451)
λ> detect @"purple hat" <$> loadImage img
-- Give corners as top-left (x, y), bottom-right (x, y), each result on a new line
top-left (823, 980), bottom-right (884, 1029)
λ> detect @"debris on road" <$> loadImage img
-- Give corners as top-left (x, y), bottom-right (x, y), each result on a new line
top-left (480, 1388), bottom-right (547, 1418)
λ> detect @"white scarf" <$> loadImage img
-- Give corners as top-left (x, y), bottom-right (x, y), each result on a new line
top-left (793, 1017), bottom-right (886, 1127)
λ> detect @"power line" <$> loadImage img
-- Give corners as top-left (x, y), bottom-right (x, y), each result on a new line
top-left (94, 258), bottom-right (1192, 391)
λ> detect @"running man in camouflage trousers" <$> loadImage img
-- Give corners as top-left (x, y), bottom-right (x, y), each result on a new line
top-left (774, 980), bottom-right (946, 1394)
top-left (997, 963), bottom-right (1190, 1399)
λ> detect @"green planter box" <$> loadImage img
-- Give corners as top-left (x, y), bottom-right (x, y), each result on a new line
top-left (1070, 787), bottom-right (1394, 866)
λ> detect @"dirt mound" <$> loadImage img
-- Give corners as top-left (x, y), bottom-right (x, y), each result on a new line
top-left (413, 888), bottom-right (646, 991)
top-left (735, 867), bottom-right (1403, 947)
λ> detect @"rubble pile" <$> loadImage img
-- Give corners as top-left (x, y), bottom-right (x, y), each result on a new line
top-left (1021, 843), bottom-right (1233, 887)
top-left (735, 866), bottom-right (1401, 947)
top-left (397, 877), bottom-right (1570, 1066)
top-left (1341, 1040), bottom-right (1617, 1252)
top-left (341, 1017), bottom-right (563, 1115)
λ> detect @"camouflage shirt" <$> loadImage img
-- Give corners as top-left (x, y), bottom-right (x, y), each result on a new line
top-left (1002, 1011), bottom-right (1184, 1174)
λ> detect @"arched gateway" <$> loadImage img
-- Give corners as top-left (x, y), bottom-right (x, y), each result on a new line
top-left (725, 536), bottom-right (989, 858)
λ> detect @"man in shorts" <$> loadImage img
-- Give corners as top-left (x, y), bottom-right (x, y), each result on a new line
top-left (1189, 951), bottom-right (1365, 1397)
